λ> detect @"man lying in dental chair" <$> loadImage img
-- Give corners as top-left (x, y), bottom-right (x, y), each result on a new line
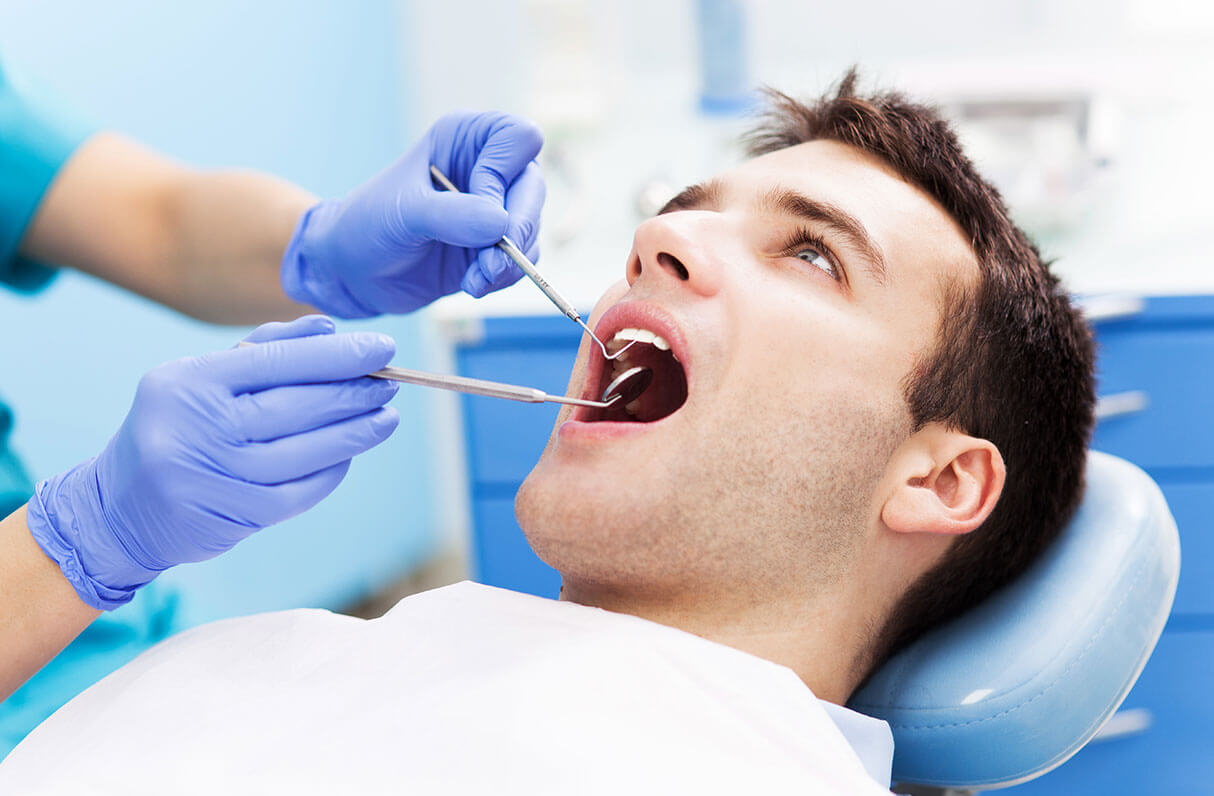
top-left (0, 70), bottom-right (1095, 795)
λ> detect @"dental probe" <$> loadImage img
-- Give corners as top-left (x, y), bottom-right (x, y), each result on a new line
top-left (428, 164), bottom-right (637, 361)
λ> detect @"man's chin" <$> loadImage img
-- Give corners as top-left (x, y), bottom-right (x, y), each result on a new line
top-left (516, 430), bottom-right (660, 521)
top-left (513, 460), bottom-right (578, 553)
top-left (515, 458), bottom-right (659, 574)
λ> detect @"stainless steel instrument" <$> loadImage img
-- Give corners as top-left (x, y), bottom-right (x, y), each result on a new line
top-left (428, 164), bottom-right (637, 362)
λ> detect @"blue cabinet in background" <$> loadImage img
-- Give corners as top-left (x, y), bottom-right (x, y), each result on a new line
top-left (453, 295), bottom-right (1214, 793)
top-left (1012, 294), bottom-right (1214, 794)
top-left (454, 316), bottom-right (580, 599)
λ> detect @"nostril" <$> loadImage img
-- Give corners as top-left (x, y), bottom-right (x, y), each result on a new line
top-left (656, 252), bottom-right (690, 281)
top-left (627, 253), bottom-right (642, 282)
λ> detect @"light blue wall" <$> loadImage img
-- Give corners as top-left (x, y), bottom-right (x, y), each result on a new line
top-left (0, 0), bottom-right (438, 625)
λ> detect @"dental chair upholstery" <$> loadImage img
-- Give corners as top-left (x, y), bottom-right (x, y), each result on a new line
top-left (850, 451), bottom-right (1180, 791)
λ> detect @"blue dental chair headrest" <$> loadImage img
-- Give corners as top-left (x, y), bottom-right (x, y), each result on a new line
top-left (849, 451), bottom-right (1180, 789)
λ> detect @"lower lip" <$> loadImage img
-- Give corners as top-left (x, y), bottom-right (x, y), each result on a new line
top-left (557, 418), bottom-right (659, 442)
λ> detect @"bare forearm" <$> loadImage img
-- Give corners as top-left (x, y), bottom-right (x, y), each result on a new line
top-left (159, 167), bottom-right (318, 323)
top-left (0, 506), bottom-right (100, 702)
top-left (20, 133), bottom-right (317, 325)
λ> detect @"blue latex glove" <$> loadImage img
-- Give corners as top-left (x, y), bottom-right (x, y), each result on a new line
top-left (26, 316), bottom-right (400, 610)
top-left (282, 111), bottom-right (545, 318)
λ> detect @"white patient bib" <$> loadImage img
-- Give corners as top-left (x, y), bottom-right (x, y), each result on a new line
top-left (1, 582), bottom-right (893, 795)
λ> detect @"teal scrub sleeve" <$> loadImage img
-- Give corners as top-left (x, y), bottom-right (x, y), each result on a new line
top-left (0, 403), bottom-right (34, 519)
top-left (0, 62), bottom-right (95, 292)
top-left (1, 63), bottom-right (129, 759)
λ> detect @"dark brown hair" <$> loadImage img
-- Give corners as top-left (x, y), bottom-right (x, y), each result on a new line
top-left (746, 69), bottom-right (1096, 671)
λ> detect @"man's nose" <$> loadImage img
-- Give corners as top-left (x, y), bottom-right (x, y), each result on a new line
top-left (625, 213), bottom-right (724, 298)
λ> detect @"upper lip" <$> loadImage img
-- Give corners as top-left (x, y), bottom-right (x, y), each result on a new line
top-left (575, 300), bottom-right (692, 415)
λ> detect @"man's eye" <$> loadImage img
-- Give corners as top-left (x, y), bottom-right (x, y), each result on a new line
top-left (795, 247), bottom-right (837, 279)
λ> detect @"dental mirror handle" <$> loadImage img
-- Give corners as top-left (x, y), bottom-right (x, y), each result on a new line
top-left (428, 164), bottom-right (582, 325)
top-left (370, 365), bottom-right (612, 408)
top-left (236, 341), bottom-right (612, 408)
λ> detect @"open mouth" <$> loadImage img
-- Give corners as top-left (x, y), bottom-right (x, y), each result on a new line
top-left (584, 327), bottom-right (689, 424)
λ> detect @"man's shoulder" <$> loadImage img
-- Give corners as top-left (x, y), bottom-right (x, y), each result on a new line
top-left (103, 581), bottom-right (507, 679)
top-left (152, 606), bottom-right (358, 657)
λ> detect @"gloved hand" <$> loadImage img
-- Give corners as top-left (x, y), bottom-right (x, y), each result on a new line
top-left (26, 315), bottom-right (400, 610)
top-left (282, 111), bottom-right (545, 318)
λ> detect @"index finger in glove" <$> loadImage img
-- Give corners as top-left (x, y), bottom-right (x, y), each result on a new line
top-left (235, 378), bottom-right (399, 442)
top-left (504, 160), bottom-right (545, 255)
top-left (464, 236), bottom-right (537, 298)
top-left (224, 460), bottom-right (352, 529)
top-left (465, 161), bottom-right (545, 296)
top-left (467, 115), bottom-right (543, 209)
top-left (215, 406), bottom-right (400, 485)
top-left (207, 331), bottom-right (396, 394)
top-left (411, 190), bottom-right (508, 249)
top-left (242, 315), bottom-right (335, 344)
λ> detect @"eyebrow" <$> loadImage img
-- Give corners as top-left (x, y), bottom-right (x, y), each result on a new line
top-left (658, 180), bottom-right (889, 286)
top-left (657, 179), bottom-right (725, 214)
top-left (760, 188), bottom-right (889, 285)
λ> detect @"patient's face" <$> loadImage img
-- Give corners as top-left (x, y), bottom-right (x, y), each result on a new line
top-left (516, 140), bottom-right (978, 600)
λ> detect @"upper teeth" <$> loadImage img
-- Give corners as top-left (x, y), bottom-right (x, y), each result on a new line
top-left (604, 328), bottom-right (678, 419)
top-left (608, 327), bottom-right (672, 355)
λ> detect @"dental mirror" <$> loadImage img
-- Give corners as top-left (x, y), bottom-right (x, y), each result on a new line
top-left (601, 366), bottom-right (653, 406)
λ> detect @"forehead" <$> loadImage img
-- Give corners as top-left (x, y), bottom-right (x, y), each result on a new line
top-left (721, 140), bottom-right (979, 292)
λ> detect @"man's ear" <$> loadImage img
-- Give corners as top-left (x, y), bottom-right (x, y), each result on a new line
top-left (881, 424), bottom-right (1005, 537)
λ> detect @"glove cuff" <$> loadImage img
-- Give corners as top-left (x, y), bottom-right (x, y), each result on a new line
top-left (281, 200), bottom-right (379, 320)
top-left (26, 461), bottom-right (155, 611)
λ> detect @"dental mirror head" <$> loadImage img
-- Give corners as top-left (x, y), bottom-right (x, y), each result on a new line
top-left (601, 366), bottom-right (653, 406)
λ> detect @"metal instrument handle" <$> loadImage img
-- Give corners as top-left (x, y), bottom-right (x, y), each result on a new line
top-left (426, 164), bottom-right (461, 193)
top-left (237, 342), bottom-right (610, 408)
top-left (497, 236), bottom-right (581, 323)
top-left (370, 365), bottom-right (545, 403)
top-left (428, 164), bottom-right (582, 324)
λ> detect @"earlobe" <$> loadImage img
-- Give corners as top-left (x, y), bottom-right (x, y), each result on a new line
top-left (881, 430), bottom-right (1005, 537)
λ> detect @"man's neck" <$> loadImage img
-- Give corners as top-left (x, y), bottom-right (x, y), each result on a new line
top-left (559, 579), bottom-right (873, 704)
